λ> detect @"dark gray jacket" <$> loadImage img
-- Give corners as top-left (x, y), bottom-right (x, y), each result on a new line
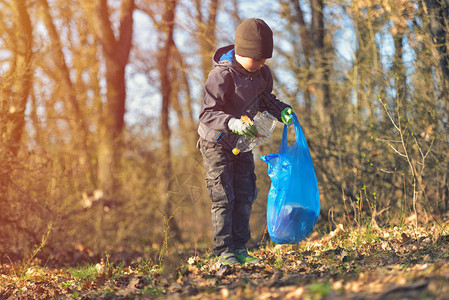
top-left (198, 45), bottom-right (291, 149)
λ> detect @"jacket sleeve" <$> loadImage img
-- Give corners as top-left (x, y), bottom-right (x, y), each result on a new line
top-left (198, 68), bottom-right (234, 132)
top-left (259, 66), bottom-right (292, 122)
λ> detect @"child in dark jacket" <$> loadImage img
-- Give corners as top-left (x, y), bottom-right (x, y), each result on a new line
top-left (197, 18), bottom-right (294, 265)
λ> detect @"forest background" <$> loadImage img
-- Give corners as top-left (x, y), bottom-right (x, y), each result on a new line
top-left (1, 0), bottom-right (448, 266)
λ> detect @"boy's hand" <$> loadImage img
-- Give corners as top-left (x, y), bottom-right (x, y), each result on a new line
top-left (281, 108), bottom-right (294, 125)
top-left (228, 117), bottom-right (258, 138)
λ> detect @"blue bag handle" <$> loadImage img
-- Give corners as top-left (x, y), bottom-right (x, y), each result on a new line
top-left (280, 113), bottom-right (302, 153)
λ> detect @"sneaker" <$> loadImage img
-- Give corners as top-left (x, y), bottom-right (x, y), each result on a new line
top-left (217, 252), bottom-right (240, 266)
top-left (234, 248), bottom-right (261, 264)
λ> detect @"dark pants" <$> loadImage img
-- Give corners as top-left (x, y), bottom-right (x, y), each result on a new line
top-left (198, 138), bottom-right (257, 256)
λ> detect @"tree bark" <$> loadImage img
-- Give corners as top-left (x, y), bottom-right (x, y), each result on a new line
top-left (423, 0), bottom-right (449, 81)
top-left (0, 0), bottom-right (33, 195)
top-left (311, 0), bottom-right (331, 126)
top-left (291, 0), bottom-right (313, 115)
top-left (158, 0), bottom-right (182, 240)
top-left (2, 0), bottom-right (33, 157)
top-left (290, 0), bottom-right (331, 124)
top-left (83, 0), bottom-right (135, 199)
top-left (196, 0), bottom-right (219, 82)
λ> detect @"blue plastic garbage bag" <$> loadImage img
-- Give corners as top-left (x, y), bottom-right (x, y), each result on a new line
top-left (260, 113), bottom-right (320, 244)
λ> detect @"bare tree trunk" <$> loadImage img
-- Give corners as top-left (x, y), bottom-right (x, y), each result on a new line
top-left (158, 0), bottom-right (182, 240)
top-left (311, 0), bottom-right (331, 126)
top-left (423, 0), bottom-right (449, 81)
top-left (0, 0), bottom-right (33, 195)
top-left (159, 0), bottom-right (176, 185)
top-left (422, 0), bottom-right (449, 128)
top-left (196, 0), bottom-right (219, 82)
top-left (393, 34), bottom-right (407, 111)
top-left (290, 0), bottom-right (331, 124)
top-left (82, 0), bottom-right (135, 199)
top-left (290, 0), bottom-right (313, 117)
top-left (3, 0), bottom-right (33, 157)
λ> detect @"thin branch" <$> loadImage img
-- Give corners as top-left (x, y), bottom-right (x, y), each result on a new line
top-left (386, 143), bottom-right (407, 158)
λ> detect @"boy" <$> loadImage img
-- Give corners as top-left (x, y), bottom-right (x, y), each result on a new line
top-left (197, 18), bottom-right (294, 265)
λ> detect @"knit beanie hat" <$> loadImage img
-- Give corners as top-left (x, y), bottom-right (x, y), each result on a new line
top-left (235, 18), bottom-right (273, 59)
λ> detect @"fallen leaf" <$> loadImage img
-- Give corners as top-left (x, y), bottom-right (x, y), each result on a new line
top-left (117, 277), bottom-right (140, 296)
top-left (81, 280), bottom-right (93, 291)
top-left (285, 287), bottom-right (304, 299)
top-left (95, 273), bottom-right (106, 287)
top-left (401, 233), bottom-right (411, 243)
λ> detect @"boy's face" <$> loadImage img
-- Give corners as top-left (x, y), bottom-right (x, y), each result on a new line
top-left (235, 54), bottom-right (266, 73)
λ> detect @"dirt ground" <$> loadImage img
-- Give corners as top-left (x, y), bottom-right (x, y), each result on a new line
top-left (1, 216), bottom-right (448, 299)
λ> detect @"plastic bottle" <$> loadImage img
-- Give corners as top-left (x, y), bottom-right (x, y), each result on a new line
top-left (232, 111), bottom-right (278, 155)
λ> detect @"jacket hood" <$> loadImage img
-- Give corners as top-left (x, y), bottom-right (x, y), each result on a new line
top-left (212, 45), bottom-right (262, 77)
top-left (213, 45), bottom-right (235, 66)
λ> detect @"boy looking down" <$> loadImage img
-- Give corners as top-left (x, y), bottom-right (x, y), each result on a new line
top-left (197, 18), bottom-right (294, 265)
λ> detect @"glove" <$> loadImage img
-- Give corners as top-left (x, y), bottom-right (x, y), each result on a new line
top-left (228, 117), bottom-right (258, 138)
top-left (281, 108), bottom-right (294, 126)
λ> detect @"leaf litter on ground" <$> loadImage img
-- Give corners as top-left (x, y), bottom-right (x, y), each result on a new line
top-left (1, 215), bottom-right (449, 299)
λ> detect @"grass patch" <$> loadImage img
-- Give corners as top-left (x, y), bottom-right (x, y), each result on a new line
top-left (68, 264), bottom-right (99, 281)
